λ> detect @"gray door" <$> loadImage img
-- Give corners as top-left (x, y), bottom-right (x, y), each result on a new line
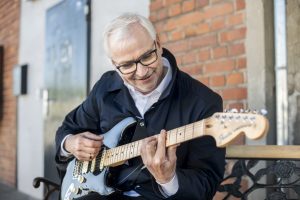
top-left (44, 0), bottom-right (90, 197)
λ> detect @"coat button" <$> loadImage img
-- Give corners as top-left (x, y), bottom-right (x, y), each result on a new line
top-left (139, 121), bottom-right (145, 127)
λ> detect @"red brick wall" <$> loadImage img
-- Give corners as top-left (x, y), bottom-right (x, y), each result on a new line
top-left (0, 0), bottom-right (20, 187)
top-left (150, 0), bottom-right (247, 110)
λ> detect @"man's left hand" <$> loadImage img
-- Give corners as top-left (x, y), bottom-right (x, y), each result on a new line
top-left (140, 130), bottom-right (178, 184)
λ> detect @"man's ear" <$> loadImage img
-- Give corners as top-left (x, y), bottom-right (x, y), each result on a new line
top-left (156, 34), bottom-right (162, 52)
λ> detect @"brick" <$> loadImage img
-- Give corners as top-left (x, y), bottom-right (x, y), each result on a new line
top-left (220, 27), bottom-right (246, 43)
top-left (150, 0), bottom-right (163, 11)
top-left (181, 65), bottom-right (202, 75)
top-left (227, 72), bottom-right (244, 85)
top-left (190, 34), bottom-right (217, 48)
top-left (182, 0), bottom-right (195, 13)
top-left (198, 49), bottom-right (211, 61)
top-left (165, 41), bottom-right (189, 53)
top-left (170, 30), bottom-right (184, 41)
top-left (182, 52), bottom-right (197, 65)
top-left (158, 9), bottom-right (168, 21)
top-left (237, 57), bottom-right (246, 69)
top-left (195, 0), bottom-right (209, 8)
top-left (210, 75), bottom-right (225, 87)
top-left (168, 4), bottom-right (181, 17)
top-left (222, 87), bottom-right (247, 100)
top-left (211, 18), bottom-right (226, 31)
top-left (236, 0), bottom-right (246, 10)
top-left (203, 2), bottom-right (234, 19)
top-left (228, 43), bottom-right (245, 56)
top-left (164, 0), bottom-right (182, 6)
top-left (204, 59), bottom-right (235, 74)
top-left (196, 76), bottom-right (209, 86)
top-left (197, 23), bottom-right (210, 34)
top-left (213, 46), bottom-right (227, 58)
top-left (149, 13), bottom-right (157, 22)
top-left (228, 13), bottom-right (244, 26)
top-left (165, 12), bottom-right (204, 31)
top-left (185, 26), bottom-right (198, 37)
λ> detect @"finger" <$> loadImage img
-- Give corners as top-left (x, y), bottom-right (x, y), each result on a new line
top-left (167, 145), bottom-right (178, 163)
top-left (141, 138), bottom-right (157, 166)
top-left (155, 130), bottom-right (167, 160)
top-left (81, 136), bottom-right (103, 148)
top-left (82, 146), bottom-right (101, 155)
top-left (81, 132), bottom-right (103, 141)
top-left (74, 151), bottom-right (93, 161)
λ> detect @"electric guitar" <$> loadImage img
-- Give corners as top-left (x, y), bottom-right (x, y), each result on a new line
top-left (61, 111), bottom-right (269, 200)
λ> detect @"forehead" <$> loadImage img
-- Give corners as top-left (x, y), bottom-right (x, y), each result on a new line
top-left (108, 25), bottom-right (154, 63)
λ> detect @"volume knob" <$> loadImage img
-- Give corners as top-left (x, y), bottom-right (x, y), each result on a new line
top-left (77, 175), bottom-right (86, 183)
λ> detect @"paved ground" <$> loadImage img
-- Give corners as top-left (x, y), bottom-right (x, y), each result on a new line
top-left (0, 183), bottom-right (38, 200)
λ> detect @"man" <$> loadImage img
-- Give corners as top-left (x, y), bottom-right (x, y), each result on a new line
top-left (55, 13), bottom-right (225, 200)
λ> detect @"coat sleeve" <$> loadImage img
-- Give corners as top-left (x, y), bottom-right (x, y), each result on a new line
top-left (55, 80), bottom-right (102, 164)
top-left (170, 94), bottom-right (226, 200)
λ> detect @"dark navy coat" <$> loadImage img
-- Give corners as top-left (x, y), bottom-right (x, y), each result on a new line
top-left (55, 48), bottom-right (225, 200)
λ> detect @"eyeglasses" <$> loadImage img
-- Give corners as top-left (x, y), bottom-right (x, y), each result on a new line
top-left (113, 42), bottom-right (158, 75)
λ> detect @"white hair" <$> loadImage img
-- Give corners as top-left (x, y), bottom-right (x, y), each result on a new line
top-left (103, 13), bottom-right (157, 57)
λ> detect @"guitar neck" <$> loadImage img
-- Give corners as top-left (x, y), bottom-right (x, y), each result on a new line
top-left (103, 120), bottom-right (205, 167)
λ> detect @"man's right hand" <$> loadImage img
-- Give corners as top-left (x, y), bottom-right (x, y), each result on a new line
top-left (64, 132), bottom-right (103, 161)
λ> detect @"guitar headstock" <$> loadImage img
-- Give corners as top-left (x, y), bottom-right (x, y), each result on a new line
top-left (205, 110), bottom-right (269, 147)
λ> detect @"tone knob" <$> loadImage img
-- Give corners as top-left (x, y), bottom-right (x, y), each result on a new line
top-left (77, 175), bottom-right (86, 183)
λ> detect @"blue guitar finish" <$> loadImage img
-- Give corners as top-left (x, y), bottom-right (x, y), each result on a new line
top-left (61, 117), bottom-right (136, 200)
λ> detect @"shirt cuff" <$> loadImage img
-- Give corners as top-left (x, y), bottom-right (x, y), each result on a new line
top-left (60, 134), bottom-right (73, 157)
top-left (157, 173), bottom-right (179, 197)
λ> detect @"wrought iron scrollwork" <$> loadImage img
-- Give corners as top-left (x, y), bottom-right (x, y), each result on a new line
top-left (218, 159), bottom-right (300, 200)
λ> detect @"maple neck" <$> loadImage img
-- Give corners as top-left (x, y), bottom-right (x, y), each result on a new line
top-left (103, 120), bottom-right (205, 167)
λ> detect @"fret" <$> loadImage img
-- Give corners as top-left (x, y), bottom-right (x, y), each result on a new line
top-left (176, 126), bottom-right (185, 143)
top-left (125, 143), bottom-right (130, 161)
top-left (168, 129), bottom-right (177, 146)
top-left (134, 141), bottom-right (140, 157)
top-left (106, 149), bottom-right (113, 166)
top-left (82, 161), bottom-right (89, 174)
top-left (167, 130), bottom-right (171, 146)
top-left (184, 123), bottom-right (194, 141)
top-left (193, 121), bottom-right (204, 138)
top-left (90, 157), bottom-right (96, 172)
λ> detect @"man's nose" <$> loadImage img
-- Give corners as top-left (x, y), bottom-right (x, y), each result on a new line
top-left (135, 63), bottom-right (148, 77)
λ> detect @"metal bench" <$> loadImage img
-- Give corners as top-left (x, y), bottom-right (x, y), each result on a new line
top-left (33, 145), bottom-right (300, 200)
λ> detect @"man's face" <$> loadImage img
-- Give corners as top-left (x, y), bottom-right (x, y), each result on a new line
top-left (109, 25), bottom-right (164, 94)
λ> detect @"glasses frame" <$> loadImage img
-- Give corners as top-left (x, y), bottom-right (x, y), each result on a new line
top-left (114, 41), bottom-right (158, 75)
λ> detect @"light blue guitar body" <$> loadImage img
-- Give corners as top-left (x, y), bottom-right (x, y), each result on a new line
top-left (61, 117), bottom-right (136, 200)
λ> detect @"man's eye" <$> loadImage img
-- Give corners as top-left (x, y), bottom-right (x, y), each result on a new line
top-left (120, 63), bottom-right (134, 69)
top-left (141, 52), bottom-right (153, 61)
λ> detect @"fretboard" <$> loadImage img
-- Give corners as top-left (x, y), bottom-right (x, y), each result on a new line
top-left (103, 120), bottom-right (205, 167)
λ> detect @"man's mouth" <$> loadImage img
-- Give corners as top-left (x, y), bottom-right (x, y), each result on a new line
top-left (134, 72), bottom-right (153, 81)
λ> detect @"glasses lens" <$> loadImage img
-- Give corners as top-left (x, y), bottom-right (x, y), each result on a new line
top-left (118, 63), bottom-right (136, 74)
top-left (140, 50), bottom-right (157, 66)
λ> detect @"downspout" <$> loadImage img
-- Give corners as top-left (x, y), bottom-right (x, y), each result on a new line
top-left (274, 0), bottom-right (288, 145)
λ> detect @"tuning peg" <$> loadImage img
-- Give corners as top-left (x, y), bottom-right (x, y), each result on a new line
top-left (260, 109), bottom-right (268, 115)
top-left (251, 109), bottom-right (258, 114)
top-left (244, 109), bottom-right (250, 113)
top-left (230, 108), bottom-right (238, 113)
